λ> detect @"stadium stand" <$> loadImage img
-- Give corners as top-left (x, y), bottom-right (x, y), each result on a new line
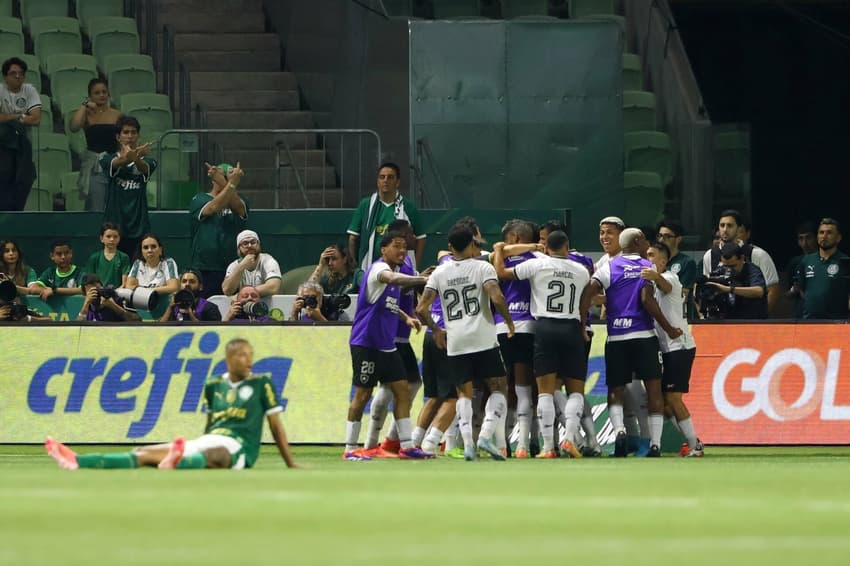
top-left (623, 89), bottom-right (657, 132)
top-left (104, 53), bottom-right (156, 102)
top-left (76, 0), bottom-right (125, 35)
top-left (30, 17), bottom-right (82, 72)
top-left (20, 0), bottom-right (68, 29)
top-left (624, 130), bottom-right (673, 187)
top-left (0, 16), bottom-right (24, 53)
top-left (88, 16), bottom-right (140, 72)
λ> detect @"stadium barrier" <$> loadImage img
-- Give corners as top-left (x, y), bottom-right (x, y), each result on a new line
top-left (3, 323), bottom-right (847, 446)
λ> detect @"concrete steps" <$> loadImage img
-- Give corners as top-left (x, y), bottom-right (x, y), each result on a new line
top-left (191, 90), bottom-right (300, 111)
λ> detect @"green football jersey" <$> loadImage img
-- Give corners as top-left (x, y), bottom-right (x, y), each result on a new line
top-left (36, 265), bottom-right (81, 289)
top-left (100, 153), bottom-right (158, 240)
top-left (189, 192), bottom-right (248, 271)
top-left (203, 373), bottom-right (282, 468)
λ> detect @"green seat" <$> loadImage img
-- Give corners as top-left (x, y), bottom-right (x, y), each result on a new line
top-left (147, 180), bottom-right (198, 210)
top-left (76, 0), bottom-right (125, 34)
top-left (622, 53), bottom-right (642, 91)
top-left (623, 170), bottom-right (664, 227)
top-left (60, 171), bottom-right (86, 211)
top-left (279, 265), bottom-right (319, 295)
top-left (88, 17), bottom-right (139, 71)
top-left (33, 132), bottom-right (71, 185)
top-left (21, 0), bottom-right (68, 29)
top-left (30, 17), bottom-right (82, 71)
top-left (63, 109), bottom-right (88, 156)
top-left (105, 53), bottom-right (155, 102)
top-left (120, 93), bottom-right (172, 140)
top-left (45, 54), bottom-right (98, 116)
top-left (0, 0), bottom-right (12, 17)
top-left (569, 0), bottom-right (615, 19)
top-left (36, 93), bottom-right (52, 131)
top-left (432, 0), bottom-right (481, 18)
top-left (24, 188), bottom-right (52, 211)
top-left (0, 17), bottom-right (24, 53)
top-left (500, 0), bottom-right (549, 18)
top-left (624, 130), bottom-right (672, 186)
top-left (0, 53), bottom-right (42, 91)
top-left (623, 90), bottom-right (656, 132)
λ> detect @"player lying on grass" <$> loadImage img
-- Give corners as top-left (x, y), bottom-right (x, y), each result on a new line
top-left (46, 338), bottom-right (298, 470)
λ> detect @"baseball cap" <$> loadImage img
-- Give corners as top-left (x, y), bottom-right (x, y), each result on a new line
top-left (218, 163), bottom-right (234, 175)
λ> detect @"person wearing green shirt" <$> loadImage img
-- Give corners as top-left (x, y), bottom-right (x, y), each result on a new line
top-left (796, 218), bottom-right (850, 320)
top-left (27, 239), bottom-right (82, 301)
top-left (657, 220), bottom-right (697, 320)
top-left (46, 338), bottom-right (298, 470)
top-left (347, 162), bottom-right (426, 271)
top-left (84, 222), bottom-right (131, 289)
top-left (309, 243), bottom-right (364, 296)
top-left (100, 115), bottom-right (157, 259)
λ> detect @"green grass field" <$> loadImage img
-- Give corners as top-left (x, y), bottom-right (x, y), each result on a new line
top-left (2, 445), bottom-right (850, 565)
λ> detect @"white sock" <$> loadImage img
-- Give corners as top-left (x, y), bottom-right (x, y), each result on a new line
top-left (626, 380), bottom-right (649, 438)
top-left (516, 385), bottom-right (533, 450)
top-left (678, 417), bottom-right (698, 448)
top-left (564, 393), bottom-right (584, 443)
top-left (581, 398), bottom-right (600, 450)
top-left (609, 403), bottom-right (625, 432)
top-left (457, 397), bottom-right (474, 449)
top-left (396, 417), bottom-right (413, 449)
top-left (345, 420), bottom-right (362, 452)
top-left (495, 395), bottom-right (508, 451)
top-left (649, 413), bottom-right (663, 447)
top-left (445, 414), bottom-right (460, 450)
top-left (365, 385), bottom-right (392, 448)
top-left (480, 391), bottom-right (506, 442)
top-left (421, 426), bottom-right (443, 453)
top-left (412, 426), bottom-right (427, 447)
top-left (553, 390), bottom-right (568, 426)
top-left (667, 415), bottom-right (683, 434)
top-left (537, 393), bottom-right (556, 451)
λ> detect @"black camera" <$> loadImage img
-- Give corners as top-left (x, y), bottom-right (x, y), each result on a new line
top-left (8, 303), bottom-right (29, 320)
top-left (301, 295), bottom-right (319, 309)
top-left (174, 288), bottom-right (195, 308)
top-left (241, 300), bottom-right (269, 317)
top-left (320, 294), bottom-right (351, 321)
top-left (696, 266), bottom-right (735, 319)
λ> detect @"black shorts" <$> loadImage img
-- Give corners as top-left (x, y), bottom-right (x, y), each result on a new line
top-left (498, 332), bottom-right (534, 367)
top-left (533, 318), bottom-right (587, 380)
top-left (662, 348), bottom-right (696, 393)
top-left (395, 341), bottom-right (421, 382)
top-left (448, 347), bottom-right (506, 389)
top-left (604, 336), bottom-right (662, 388)
top-left (422, 332), bottom-right (458, 399)
top-left (350, 345), bottom-right (406, 389)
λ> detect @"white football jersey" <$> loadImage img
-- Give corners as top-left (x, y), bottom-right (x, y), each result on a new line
top-left (654, 271), bottom-right (695, 353)
top-left (426, 257), bottom-right (499, 356)
top-left (513, 256), bottom-right (590, 320)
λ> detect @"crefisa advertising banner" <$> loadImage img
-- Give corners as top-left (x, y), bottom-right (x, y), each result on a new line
top-left (1, 324), bottom-right (848, 445)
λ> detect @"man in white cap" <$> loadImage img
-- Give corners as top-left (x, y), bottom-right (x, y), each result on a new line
top-left (222, 230), bottom-right (281, 297)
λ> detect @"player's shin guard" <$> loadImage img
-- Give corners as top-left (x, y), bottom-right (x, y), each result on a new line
top-left (479, 391), bottom-right (506, 442)
top-left (365, 385), bottom-right (392, 448)
top-left (608, 403), bottom-right (625, 433)
top-left (649, 413), bottom-right (663, 448)
top-left (537, 393), bottom-right (556, 452)
top-left (678, 416), bottom-right (698, 449)
top-left (456, 397), bottom-right (475, 450)
top-left (76, 452), bottom-right (139, 469)
top-left (396, 417), bottom-right (414, 449)
top-left (176, 452), bottom-right (207, 469)
top-left (564, 393), bottom-right (584, 442)
top-left (515, 385), bottom-right (532, 451)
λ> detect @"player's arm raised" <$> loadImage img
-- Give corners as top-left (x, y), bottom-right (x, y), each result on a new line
top-left (484, 280), bottom-right (514, 337)
top-left (491, 242), bottom-right (515, 281)
top-left (378, 270), bottom-right (427, 289)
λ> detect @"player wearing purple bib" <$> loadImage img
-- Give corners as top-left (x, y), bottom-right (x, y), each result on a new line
top-left (344, 231), bottom-right (432, 461)
top-left (579, 228), bottom-right (683, 457)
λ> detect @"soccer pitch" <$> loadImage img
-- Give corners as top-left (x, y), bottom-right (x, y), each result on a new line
top-left (2, 445), bottom-right (850, 565)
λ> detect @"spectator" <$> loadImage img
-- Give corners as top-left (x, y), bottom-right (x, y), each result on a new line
top-left (76, 273), bottom-right (141, 322)
top-left (101, 115), bottom-right (156, 258)
top-left (347, 162), bottom-right (426, 271)
top-left (189, 162), bottom-right (248, 297)
top-left (0, 239), bottom-right (37, 296)
top-left (158, 270), bottom-right (222, 322)
top-left (222, 285), bottom-right (270, 323)
top-left (701, 209), bottom-right (780, 314)
top-left (68, 78), bottom-right (121, 212)
top-left (796, 218), bottom-right (850, 320)
top-left (702, 241), bottom-right (768, 320)
top-left (27, 239), bottom-right (82, 300)
top-left (309, 243), bottom-right (364, 296)
top-left (84, 222), bottom-right (131, 289)
top-left (126, 234), bottom-right (179, 296)
top-left (0, 57), bottom-right (39, 210)
top-left (785, 221), bottom-right (818, 318)
top-left (222, 230), bottom-right (281, 297)
top-left (656, 220), bottom-right (697, 319)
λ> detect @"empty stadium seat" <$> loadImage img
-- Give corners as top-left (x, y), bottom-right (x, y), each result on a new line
top-left (0, 53), bottom-right (42, 91)
top-left (0, 0), bottom-right (11, 17)
top-left (119, 93), bottom-right (172, 140)
top-left (432, 0), bottom-right (480, 19)
top-left (21, 0), bottom-right (68, 29)
top-left (32, 132), bottom-right (71, 183)
top-left (63, 110), bottom-right (87, 156)
top-left (569, 0), bottom-right (615, 19)
top-left (279, 265), bottom-right (320, 295)
top-left (622, 53), bottom-right (642, 91)
top-left (624, 130), bottom-right (672, 185)
top-left (35, 93), bottom-right (52, 130)
top-left (623, 90), bottom-right (656, 132)
top-left (500, 0), bottom-right (549, 18)
top-left (60, 171), bottom-right (86, 211)
top-left (30, 17), bottom-right (82, 71)
top-left (104, 53), bottom-right (155, 102)
top-left (45, 54), bottom-right (98, 115)
top-left (24, 188), bottom-right (51, 211)
top-left (88, 17), bottom-right (139, 71)
top-left (623, 170), bottom-right (664, 226)
top-left (0, 16), bottom-right (24, 53)
top-left (76, 0), bottom-right (125, 35)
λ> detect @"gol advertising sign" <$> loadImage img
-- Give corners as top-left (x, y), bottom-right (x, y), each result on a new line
top-left (689, 324), bottom-right (850, 444)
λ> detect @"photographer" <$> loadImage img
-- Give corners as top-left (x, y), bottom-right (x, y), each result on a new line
top-left (158, 270), bottom-right (222, 322)
top-left (0, 274), bottom-right (48, 322)
top-left (289, 281), bottom-right (351, 322)
top-left (223, 285), bottom-right (270, 323)
top-left (698, 241), bottom-right (767, 320)
top-left (76, 273), bottom-right (142, 322)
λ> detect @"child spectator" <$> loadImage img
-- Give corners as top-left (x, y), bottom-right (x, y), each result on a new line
top-left (28, 239), bottom-right (82, 300)
top-left (0, 239), bottom-right (37, 295)
top-left (84, 222), bottom-right (131, 289)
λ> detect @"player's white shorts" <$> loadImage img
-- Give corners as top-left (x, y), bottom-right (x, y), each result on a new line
top-left (184, 434), bottom-right (246, 469)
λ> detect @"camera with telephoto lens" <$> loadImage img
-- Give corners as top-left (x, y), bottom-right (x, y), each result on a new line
top-left (300, 295), bottom-right (319, 309)
top-left (174, 288), bottom-right (195, 309)
top-left (241, 300), bottom-right (269, 317)
top-left (695, 266), bottom-right (735, 319)
top-left (94, 286), bottom-right (159, 311)
top-left (0, 277), bottom-right (34, 320)
top-left (320, 294), bottom-right (352, 321)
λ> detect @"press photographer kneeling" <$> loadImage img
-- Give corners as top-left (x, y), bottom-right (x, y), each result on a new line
top-left (158, 270), bottom-right (222, 322)
top-left (289, 281), bottom-right (351, 322)
top-left (696, 241), bottom-right (768, 320)
top-left (0, 275), bottom-right (48, 322)
top-left (77, 273), bottom-right (144, 322)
